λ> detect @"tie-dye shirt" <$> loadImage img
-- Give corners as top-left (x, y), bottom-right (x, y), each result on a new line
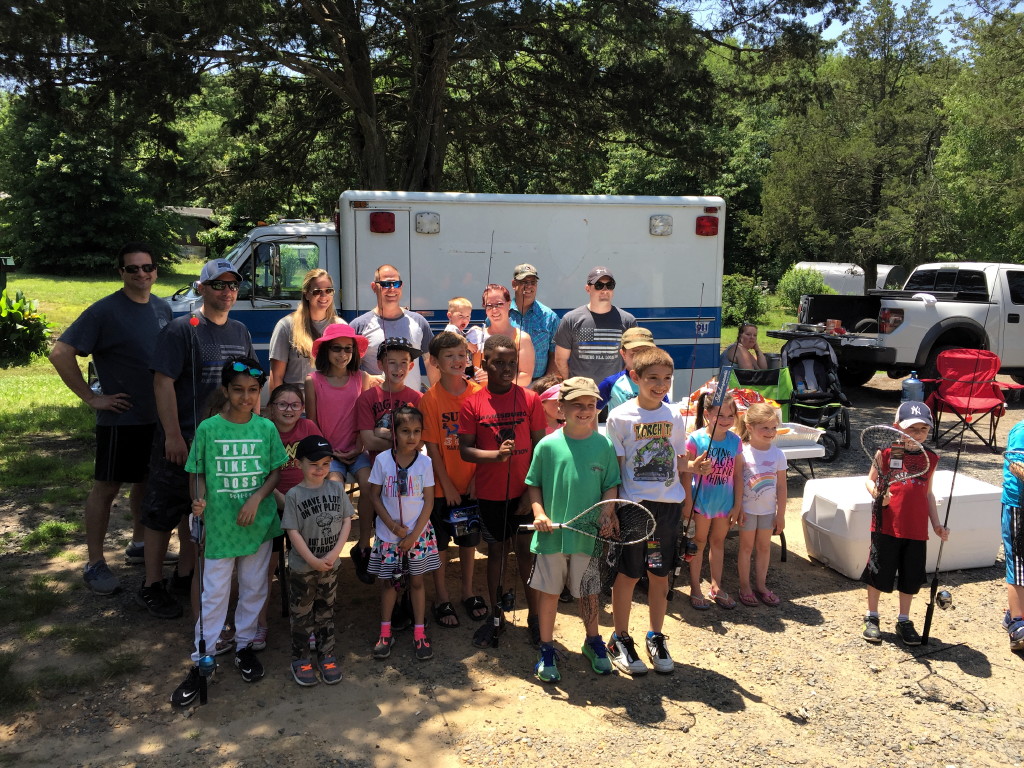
top-left (740, 443), bottom-right (787, 516)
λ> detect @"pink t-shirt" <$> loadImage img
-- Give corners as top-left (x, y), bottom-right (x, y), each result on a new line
top-left (310, 370), bottom-right (361, 453)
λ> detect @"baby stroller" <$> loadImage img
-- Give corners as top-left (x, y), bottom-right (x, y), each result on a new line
top-left (781, 337), bottom-right (852, 460)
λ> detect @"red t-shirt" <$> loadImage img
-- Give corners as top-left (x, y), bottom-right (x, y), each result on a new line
top-left (275, 418), bottom-right (323, 495)
top-left (355, 385), bottom-right (422, 458)
top-left (872, 447), bottom-right (938, 541)
top-left (459, 385), bottom-right (545, 501)
top-left (420, 380), bottom-right (481, 498)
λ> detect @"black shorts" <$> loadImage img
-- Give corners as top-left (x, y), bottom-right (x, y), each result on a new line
top-left (430, 495), bottom-right (483, 549)
top-left (478, 497), bottom-right (531, 543)
top-left (617, 500), bottom-right (682, 580)
top-left (139, 440), bottom-right (191, 533)
top-left (94, 423), bottom-right (156, 483)
top-left (861, 532), bottom-right (926, 595)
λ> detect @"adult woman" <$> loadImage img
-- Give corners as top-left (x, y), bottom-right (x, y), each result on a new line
top-left (721, 323), bottom-right (768, 370)
top-left (267, 269), bottom-right (345, 392)
top-left (478, 284), bottom-right (535, 387)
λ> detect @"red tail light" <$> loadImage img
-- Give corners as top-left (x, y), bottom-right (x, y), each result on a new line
top-left (369, 212), bottom-right (395, 233)
top-left (695, 215), bottom-right (718, 237)
top-left (879, 308), bottom-right (904, 334)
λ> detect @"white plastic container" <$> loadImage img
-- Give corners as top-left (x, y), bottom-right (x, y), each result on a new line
top-left (801, 471), bottom-right (1002, 579)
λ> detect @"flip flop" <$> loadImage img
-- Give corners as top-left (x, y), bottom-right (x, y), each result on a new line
top-left (689, 594), bottom-right (711, 611)
top-left (711, 591), bottom-right (737, 610)
top-left (756, 589), bottom-right (781, 607)
top-left (738, 591), bottom-right (760, 607)
top-left (463, 595), bottom-right (488, 621)
top-left (432, 601), bottom-right (460, 628)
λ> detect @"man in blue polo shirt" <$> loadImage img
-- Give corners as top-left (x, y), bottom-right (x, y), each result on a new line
top-left (508, 263), bottom-right (560, 382)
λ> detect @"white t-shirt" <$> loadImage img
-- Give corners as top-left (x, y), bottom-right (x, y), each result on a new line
top-left (368, 450), bottom-right (434, 543)
top-left (740, 443), bottom-right (787, 516)
top-left (606, 400), bottom-right (690, 504)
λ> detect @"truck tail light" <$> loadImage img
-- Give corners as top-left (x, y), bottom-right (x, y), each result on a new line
top-left (695, 215), bottom-right (718, 237)
top-left (879, 308), bottom-right (904, 333)
top-left (369, 212), bottom-right (395, 233)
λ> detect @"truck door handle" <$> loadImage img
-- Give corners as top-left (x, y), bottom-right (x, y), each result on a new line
top-left (1010, 314), bottom-right (1020, 323)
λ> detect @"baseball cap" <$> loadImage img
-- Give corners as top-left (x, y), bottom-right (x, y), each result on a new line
top-left (311, 323), bottom-right (369, 359)
top-left (621, 327), bottom-right (655, 349)
top-left (377, 336), bottom-right (422, 361)
top-left (295, 435), bottom-right (334, 462)
top-left (559, 376), bottom-right (600, 401)
top-left (896, 400), bottom-right (933, 429)
top-left (199, 258), bottom-right (242, 283)
top-left (513, 263), bottom-right (539, 281)
top-left (587, 266), bottom-right (615, 285)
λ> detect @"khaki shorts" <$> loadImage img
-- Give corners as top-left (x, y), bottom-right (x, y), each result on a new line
top-left (529, 552), bottom-right (593, 598)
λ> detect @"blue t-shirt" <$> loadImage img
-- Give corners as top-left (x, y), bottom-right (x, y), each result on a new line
top-left (685, 428), bottom-right (742, 518)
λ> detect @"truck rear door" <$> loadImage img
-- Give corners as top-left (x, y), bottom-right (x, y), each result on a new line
top-left (350, 207), bottom-right (413, 314)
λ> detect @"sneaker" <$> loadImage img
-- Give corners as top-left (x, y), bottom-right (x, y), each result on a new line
top-left (1002, 609), bottom-right (1012, 631)
top-left (581, 636), bottom-right (612, 675)
top-left (527, 613), bottom-right (541, 648)
top-left (83, 561), bottom-right (121, 595)
top-left (125, 542), bottom-right (179, 565)
top-left (351, 546), bottom-right (375, 585)
top-left (607, 632), bottom-right (648, 676)
top-left (1008, 619), bottom-right (1024, 651)
top-left (163, 570), bottom-right (193, 596)
top-left (373, 635), bottom-right (395, 659)
top-left (558, 587), bottom-right (574, 603)
top-left (319, 655), bottom-right (342, 684)
top-left (645, 632), bottom-right (675, 674)
top-left (234, 643), bottom-right (265, 682)
top-left (170, 665), bottom-right (203, 708)
top-left (213, 627), bottom-right (235, 656)
top-left (534, 644), bottom-right (560, 683)
top-left (135, 582), bottom-right (183, 619)
top-left (895, 619), bottom-right (922, 646)
top-left (414, 636), bottom-right (433, 661)
top-left (291, 659), bottom-right (319, 686)
top-left (862, 615), bottom-right (882, 643)
top-left (251, 625), bottom-right (268, 651)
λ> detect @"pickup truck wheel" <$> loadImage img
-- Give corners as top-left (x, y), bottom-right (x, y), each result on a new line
top-left (838, 364), bottom-right (876, 389)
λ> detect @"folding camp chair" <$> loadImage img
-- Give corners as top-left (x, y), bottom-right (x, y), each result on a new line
top-left (728, 366), bottom-right (794, 421)
top-left (923, 349), bottom-right (1024, 452)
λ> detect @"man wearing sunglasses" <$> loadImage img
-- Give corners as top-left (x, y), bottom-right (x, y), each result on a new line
top-left (553, 266), bottom-right (637, 386)
top-left (350, 264), bottom-right (436, 391)
top-left (50, 243), bottom-right (173, 596)
top-left (136, 258), bottom-right (257, 618)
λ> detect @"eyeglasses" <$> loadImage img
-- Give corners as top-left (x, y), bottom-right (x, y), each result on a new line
top-left (593, 280), bottom-right (616, 291)
top-left (376, 280), bottom-right (403, 289)
top-left (121, 264), bottom-right (156, 274)
top-left (271, 401), bottom-right (302, 411)
top-left (205, 280), bottom-right (240, 291)
top-left (396, 467), bottom-right (408, 496)
top-left (308, 287), bottom-right (335, 297)
top-left (328, 345), bottom-right (354, 354)
top-left (484, 302), bottom-right (506, 311)
top-left (230, 361), bottom-right (263, 377)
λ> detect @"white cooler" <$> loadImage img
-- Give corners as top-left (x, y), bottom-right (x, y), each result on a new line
top-left (801, 470), bottom-right (1002, 579)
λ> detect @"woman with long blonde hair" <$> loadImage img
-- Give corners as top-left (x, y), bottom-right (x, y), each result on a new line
top-left (268, 269), bottom-right (345, 392)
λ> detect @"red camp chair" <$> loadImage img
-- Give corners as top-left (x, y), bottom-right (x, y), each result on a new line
top-left (923, 349), bottom-right (1024, 451)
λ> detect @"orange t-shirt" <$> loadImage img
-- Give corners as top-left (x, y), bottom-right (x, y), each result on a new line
top-left (420, 379), bottom-right (482, 497)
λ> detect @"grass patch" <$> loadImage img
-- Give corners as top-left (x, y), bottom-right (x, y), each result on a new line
top-left (0, 574), bottom-right (69, 621)
top-left (20, 520), bottom-right (83, 555)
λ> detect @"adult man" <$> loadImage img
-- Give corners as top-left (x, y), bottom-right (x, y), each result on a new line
top-left (350, 264), bottom-right (436, 391)
top-left (553, 266), bottom-right (637, 385)
top-left (136, 258), bottom-right (256, 618)
top-left (508, 263), bottom-right (560, 381)
top-left (50, 243), bottom-right (173, 595)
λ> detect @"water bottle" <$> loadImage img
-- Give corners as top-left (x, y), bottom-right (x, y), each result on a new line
top-left (902, 371), bottom-right (924, 402)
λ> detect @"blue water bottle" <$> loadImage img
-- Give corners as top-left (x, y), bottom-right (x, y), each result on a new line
top-left (902, 371), bottom-right (924, 402)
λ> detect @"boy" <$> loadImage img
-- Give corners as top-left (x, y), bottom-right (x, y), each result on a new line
top-left (605, 346), bottom-right (691, 675)
top-left (444, 296), bottom-right (484, 370)
top-left (281, 435), bottom-right (354, 686)
top-left (351, 337), bottom-right (423, 581)
top-left (526, 377), bottom-right (621, 682)
top-left (861, 400), bottom-right (948, 645)
top-left (420, 331), bottom-right (486, 626)
top-left (597, 326), bottom-right (661, 412)
top-left (459, 334), bottom-right (547, 648)
top-left (172, 358), bottom-right (287, 707)
top-left (999, 419), bottom-right (1024, 651)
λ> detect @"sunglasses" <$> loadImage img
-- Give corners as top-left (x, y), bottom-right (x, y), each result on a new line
top-left (205, 280), bottom-right (240, 291)
top-left (271, 401), bottom-right (302, 410)
top-left (121, 264), bottom-right (156, 274)
top-left (484, 302), bottom-right (506, 311)
top-left (230, 361), bottom-right (263, 377)
top-left (592, 280), bottom-right (616, 290)
top-left (376, 280), bottom-right (403, 289)
top-left (328, 344), bottom-right (354, 354)
top-left (308, 287), bottom-right (335, 297)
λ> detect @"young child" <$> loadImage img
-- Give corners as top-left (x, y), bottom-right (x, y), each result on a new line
top-left (684, 389), bottom-right (744, 610)
top-left (736, 403), bottom-right (787, 608)
top-left (526, 377), bottom-right (621, 682)
top-left (861, 400), bottom-right (946, 645)
top-left (420, 331), bottom-right (485, 626)
top-left (605, 346), bottom-right (690, 675)
top-left (459, 334), bottom-right (547, 649)
top-left (597, 326), bottom-right (658, 412)
top-left (350, 337), bottom-right (423, 583)
top-left (281, 435), bottom-right (354, 685)
top-left (171, 358), bottom-right (288, 707)
top-left (1001, 418), bottom-right (1024, 651)
top-left (530, 374), bottom-right (564, 435)
top-left (444, 296), bottom-right (484, 370)
top-left (367, 406), bottom-right (439, 661)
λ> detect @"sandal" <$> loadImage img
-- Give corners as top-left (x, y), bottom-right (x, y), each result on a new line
top-left (738, 591), bottom-right (760, 607)
top-left (463, 595), bottom-right (488, 622)
top-left (710, 590), bottom-right (737, 610)
top-left (756, 589), bottom-right (781, 607)
top-left (689, 594), bottom-right (711, 611)
top-left (433, 601), bottom-right (460, 628)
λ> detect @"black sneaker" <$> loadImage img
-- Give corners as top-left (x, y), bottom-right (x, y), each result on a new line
top-left (861, 616), bottom-right (882, 643)
top-left (163, 570), bottom-right (193, 596)
top-left (136, 582), bottom-right (183, 619)
top-left (351, 546), bottom-right (374, 585)
top-left (235, 643), bottom-right (265, 682)
top-left (414, 636), bottom-right (433, 661)
top-left (170, 665), bottom-right (203, 708)
top-left (895, 619), bottom-right (922, 646)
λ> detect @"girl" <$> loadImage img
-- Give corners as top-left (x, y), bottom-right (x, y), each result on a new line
top-left (367, 406), bottom-right (440, 662)
top-left (684, 390), bottom-right (744, 610)
top-left (736, 403), bottom-right (787, 607)
top-left (477, 284), bottom-right (535, 387)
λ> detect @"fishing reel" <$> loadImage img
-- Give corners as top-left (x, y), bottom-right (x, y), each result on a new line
top-left (499, 588), bottom-right (516, 612)
top-left (936, 589), bottom-right (953, 610)
top-left (197, 654), bottom-right (216, 677)
top-left (444, 503), bottom-right (481, 539)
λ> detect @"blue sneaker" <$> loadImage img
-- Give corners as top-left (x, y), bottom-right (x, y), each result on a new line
top-left (1002, 609), bottom-right (1012, 631)
top-left (1008, 619), bottom-right (1024, 652)
top-left (582, 635), bottom-right (612, 675)
top-left (534, 644), bottom-right (560, 683)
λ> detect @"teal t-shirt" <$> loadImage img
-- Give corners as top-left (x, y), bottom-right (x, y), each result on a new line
top-left (185, 414), bottom-right (288, 559)
top-left (525, 429), bottom-right (620, 556)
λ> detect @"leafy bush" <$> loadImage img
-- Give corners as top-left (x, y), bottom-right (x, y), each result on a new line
top-left (0, 288), bottom-right (55, 367)
top-left (775, 267), bottom-right (836, 309)
top-left (721, 274), bottom-right (768, 327)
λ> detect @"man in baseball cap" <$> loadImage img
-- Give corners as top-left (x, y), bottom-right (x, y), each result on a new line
top-left (510, 263), bottom-right (560, 381)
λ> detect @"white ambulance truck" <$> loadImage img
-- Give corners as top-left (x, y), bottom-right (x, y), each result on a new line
top-left (168, 191), bottom-right (726, 398)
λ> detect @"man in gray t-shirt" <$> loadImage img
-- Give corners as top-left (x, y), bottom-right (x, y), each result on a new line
top-left (553, 266), bottom-right (637, 384)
